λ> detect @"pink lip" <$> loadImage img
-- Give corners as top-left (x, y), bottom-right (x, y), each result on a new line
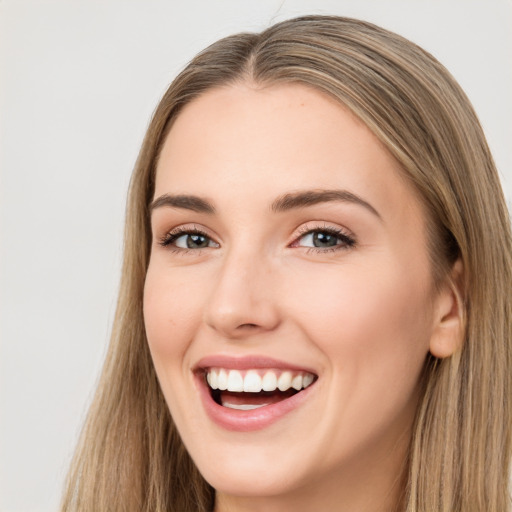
top-left (193, 355), bottom-right (318, 432)
top-left (193, 355), bottom-right (316, 373)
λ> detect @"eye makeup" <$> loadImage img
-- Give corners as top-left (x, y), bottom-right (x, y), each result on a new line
top-left (157, 221), bottom-right (356, 256)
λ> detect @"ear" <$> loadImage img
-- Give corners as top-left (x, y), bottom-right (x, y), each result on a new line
top-left (429, 259), bottom-right (465, 359)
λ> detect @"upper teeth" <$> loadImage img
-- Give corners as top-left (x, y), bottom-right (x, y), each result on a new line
top-left (206, 368), bottom-right (315, 393)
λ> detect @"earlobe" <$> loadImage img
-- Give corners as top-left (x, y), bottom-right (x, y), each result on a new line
top-left (429, 259), bottom-right (465, 359)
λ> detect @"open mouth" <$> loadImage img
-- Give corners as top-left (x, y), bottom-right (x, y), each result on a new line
top-left (204, 368), bottom-right (316, 411)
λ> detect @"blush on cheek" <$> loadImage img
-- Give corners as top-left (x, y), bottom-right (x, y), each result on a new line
top-left (143, 275), bottom-right (201, 361)
top-left (143, 278), bottom-right (173, 354)
top-left (296, 265), bottom-right (431, 365)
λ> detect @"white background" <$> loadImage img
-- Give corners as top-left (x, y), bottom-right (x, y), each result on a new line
top-left (1, 1), bottom-right (510, 511)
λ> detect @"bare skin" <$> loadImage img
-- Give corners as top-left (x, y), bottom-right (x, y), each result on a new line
top-left (144, 83), bottom-right (461, 512)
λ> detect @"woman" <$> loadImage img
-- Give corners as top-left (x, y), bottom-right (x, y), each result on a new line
top-left (61, 15), bottom-right (512, 512)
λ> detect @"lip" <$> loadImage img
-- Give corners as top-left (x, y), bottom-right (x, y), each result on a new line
top-left (193, 355), bottom-right (317, 373)
top-left (193, 355), bottom-right (318, 432)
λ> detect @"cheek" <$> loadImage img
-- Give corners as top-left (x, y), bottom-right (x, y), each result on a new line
top-left (143, 263), bottom-right (203, 363)
top-left (281, 259), bottom-right (433, 460)
top-left (287, 258), bottom-right (433, 385)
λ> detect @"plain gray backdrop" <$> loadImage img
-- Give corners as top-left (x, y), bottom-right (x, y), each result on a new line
top-left (1, 1), bottom-right (511, 511)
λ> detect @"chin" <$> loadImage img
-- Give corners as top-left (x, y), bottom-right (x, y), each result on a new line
top-left (181, 433), bottom-right (309, 498)
top-left (200, 460), bottom-right (304, 499)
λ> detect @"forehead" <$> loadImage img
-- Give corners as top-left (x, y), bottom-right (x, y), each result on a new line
top-left (155, 82), bottom-right (423, 227)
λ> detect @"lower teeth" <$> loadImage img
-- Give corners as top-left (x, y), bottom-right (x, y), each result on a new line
top-left (222, 402), bottom-right (270, 410)
top-left (212, 388), bottom-right (299, 410)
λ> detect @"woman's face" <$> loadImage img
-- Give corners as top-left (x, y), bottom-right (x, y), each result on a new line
top-left (144, 83), bottom-right (448, 507)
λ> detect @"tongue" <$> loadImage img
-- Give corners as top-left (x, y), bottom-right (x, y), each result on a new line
top-left (220, 390), bottom-right (297, 409)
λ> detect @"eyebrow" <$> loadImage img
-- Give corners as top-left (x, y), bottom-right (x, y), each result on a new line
top-left (149, 194), bottom-right (216, 214)
top-left (149, 189), bottom-right (381, 219)
top-left (271, 189), bottom-right (381, 219)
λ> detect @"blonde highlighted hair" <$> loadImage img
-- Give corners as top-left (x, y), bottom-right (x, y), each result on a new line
top-left (61, 16), bottom-right (512, 511)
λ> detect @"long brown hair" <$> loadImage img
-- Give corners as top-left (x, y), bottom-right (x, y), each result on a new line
top-left (61, 16), bottom-right (512, 511)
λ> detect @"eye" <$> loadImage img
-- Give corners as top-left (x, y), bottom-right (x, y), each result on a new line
top-left (292, 226), bottom-right (356, 252)
top-left (159, 227), bottom-right (220, 251)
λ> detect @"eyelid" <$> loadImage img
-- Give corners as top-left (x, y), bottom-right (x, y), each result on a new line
top-left (292, 221), bottom-right (355, 240)
top-left (156, 221), bottom-right (356, 253)
top-left (289, 222), bottom-right (357, 251)
top-left (158, 223), bottom-right (220, 249)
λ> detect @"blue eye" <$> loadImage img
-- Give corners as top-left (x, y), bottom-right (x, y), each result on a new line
top-left (296, 228), bottom-right (355, 251)
top-left (160, 229), bottom-right (219, 250)
top-left (159, 226), bottom-right (355, 253)
top-left (174, 233), bottom-right (213, 249)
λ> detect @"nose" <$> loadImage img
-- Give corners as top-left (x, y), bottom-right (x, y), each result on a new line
top-left (203, 248), bottom-right (281, 339)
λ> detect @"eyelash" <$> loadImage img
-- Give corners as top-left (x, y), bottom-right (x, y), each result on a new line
top-left (158, 224), bottom-right (356, 254)
top-left (158, 225), bottom-right (214, 254)
top-left (294, 224), bottom-right (356, 253)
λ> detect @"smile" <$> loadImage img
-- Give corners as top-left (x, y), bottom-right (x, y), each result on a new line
top-left (194, 357), bottom-right (318, 431)
top-left (206, 368), bottom-right (315, 410)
